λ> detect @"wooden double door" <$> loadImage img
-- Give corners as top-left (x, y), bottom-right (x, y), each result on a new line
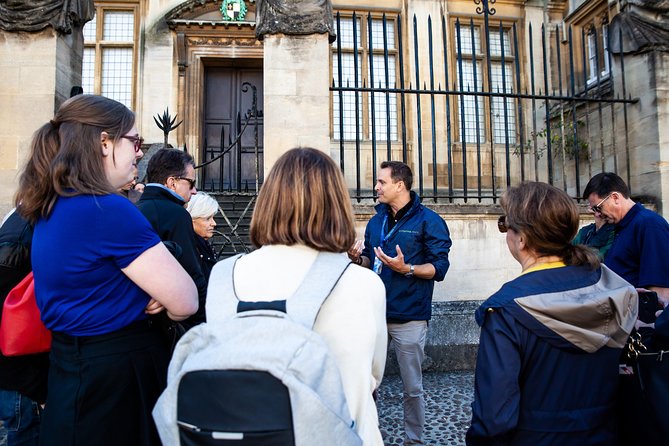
top-left (202, 66), bottom-right (263, 192)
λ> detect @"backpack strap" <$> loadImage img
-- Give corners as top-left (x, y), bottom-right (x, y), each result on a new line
top-left (205, 253), bottom-right (244, 322)
top-left (286, 252), bottom-right (351, 330)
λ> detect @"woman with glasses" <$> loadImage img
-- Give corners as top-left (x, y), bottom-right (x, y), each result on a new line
top-left (185, 192), bottom-right (220, 282)
top-left (467, 182), bottom-right (638, 446)
top-left (15, 94), bottom-right (198, 446)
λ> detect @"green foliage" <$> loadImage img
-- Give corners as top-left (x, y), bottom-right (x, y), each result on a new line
top-left (513, 120), bottom-right (589, 160)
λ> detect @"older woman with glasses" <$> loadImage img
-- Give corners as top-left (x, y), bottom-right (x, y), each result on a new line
top-left (467, 182), bottom-right (638, 446)
top-left (185, 192), bottom-right (220, 281)
top-left (15, 95), bottom-right (198, 446)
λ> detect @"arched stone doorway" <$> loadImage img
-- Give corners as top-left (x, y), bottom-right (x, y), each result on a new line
top-left (166, 0), bottom-right (263, 191)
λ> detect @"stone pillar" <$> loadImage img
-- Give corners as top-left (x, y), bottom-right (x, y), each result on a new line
top-left (608, 50), bottom-right (669, 218)
top-left (255, 0), bottom-right (336, 174)
top-left (262, 32), bottom-right (331, 173)
top-left (657, 52), bottom-right (669, 219)
top-left (0, 28), bottom-right (84, 217)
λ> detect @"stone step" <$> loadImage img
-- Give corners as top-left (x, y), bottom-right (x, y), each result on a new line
top-left (209, 193), bottom-right (256, 258)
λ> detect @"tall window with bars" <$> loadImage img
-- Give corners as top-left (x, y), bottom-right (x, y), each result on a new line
top-left (454, 22), bottom-right (516, 145)
top-left (82, 2), bottom-right (138, 110)
top-left (331, 14), bottom-right (398, 142)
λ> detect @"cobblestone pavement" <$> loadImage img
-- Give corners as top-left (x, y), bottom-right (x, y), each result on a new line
top-left (377, 371), bottom-right (474, 446)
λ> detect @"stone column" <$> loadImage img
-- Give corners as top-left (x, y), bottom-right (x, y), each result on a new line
top-left (0, 28), bottom-right (84, 217)
top-left (262, 33), bottom-right (331, 172)
top-left (256, 0), bottom-right (336, 174)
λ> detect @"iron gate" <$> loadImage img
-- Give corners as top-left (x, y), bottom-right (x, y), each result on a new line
top-left (194, 81), bottom-right (263, 257)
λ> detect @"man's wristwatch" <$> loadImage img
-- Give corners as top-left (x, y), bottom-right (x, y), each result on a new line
top-left (405, 264), bottom-right (415, 277)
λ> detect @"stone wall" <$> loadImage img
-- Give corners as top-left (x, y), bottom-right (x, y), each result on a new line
top-left (354, 206), bottom-right (598, 372)
top-left (0, 27), bottom-right (83, 219)
top-left (263, 33), bottom-right (332, 170)
top-left (353, 204), bottom-right (521, 302)
top-left (385, 300), bottom-right (483, 373)
top-left (353, 206), bottom-right (510, 373)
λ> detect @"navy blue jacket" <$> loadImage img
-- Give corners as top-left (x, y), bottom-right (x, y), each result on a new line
top-left (467, 265), bottom-right (637, 446)
top-left (362, 191), bottom-right (451, 321)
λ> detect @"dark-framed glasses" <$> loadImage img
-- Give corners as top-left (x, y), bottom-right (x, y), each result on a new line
top-left (176, 177), bottom-right (197, 189)
top-left (589, 194), bottom-right (612, 213)
top-left (121, 135), bottom-right (144, 153)
top-left (498, 215), bottom-right (509, 233)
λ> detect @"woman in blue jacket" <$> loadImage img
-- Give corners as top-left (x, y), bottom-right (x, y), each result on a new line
top-left (466, 182), bottom-right (638, 446)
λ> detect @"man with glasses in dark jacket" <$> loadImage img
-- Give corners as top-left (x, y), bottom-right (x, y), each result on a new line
top-left (349, 161), bottom-right (451, 446)
top-left (137, 149), bottom-right (206, 329)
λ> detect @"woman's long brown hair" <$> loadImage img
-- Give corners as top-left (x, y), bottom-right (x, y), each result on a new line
top-left (16, 95), bottom-right (135, 223)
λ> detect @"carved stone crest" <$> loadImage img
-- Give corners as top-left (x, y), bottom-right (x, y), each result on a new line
top-left (221, 0), bottom-right (248, 21)
top-left (255, 0), bottom-right (335, 42)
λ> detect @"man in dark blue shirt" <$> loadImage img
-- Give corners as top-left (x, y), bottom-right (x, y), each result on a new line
top-left (583, 172), bottom-right (669, 445)
top-left (583, 172), bottom-right (669, 302)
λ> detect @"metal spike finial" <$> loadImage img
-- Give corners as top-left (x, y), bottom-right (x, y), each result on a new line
top-left (153, 108), bottom-right (183, 148)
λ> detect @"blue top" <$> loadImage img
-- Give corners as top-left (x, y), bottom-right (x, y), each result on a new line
top-left (467, 265), bottom-right (635, 446)
top-left (32, 195), bottom-right (161, 336)
top-left (362, 191), bottom-right (451, 321)
top-left (604, 202), bottom-right (669, 288)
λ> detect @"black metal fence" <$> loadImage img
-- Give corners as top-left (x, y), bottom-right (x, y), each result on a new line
top-left (330, 4), bottom-right (637, 203)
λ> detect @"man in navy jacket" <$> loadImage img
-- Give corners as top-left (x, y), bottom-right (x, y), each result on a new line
top-left (349, 161), bottom-right (451, 445)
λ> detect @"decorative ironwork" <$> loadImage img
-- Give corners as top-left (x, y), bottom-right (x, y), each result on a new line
top-left (211, 195), bottom-right (256, 257)
top-left (153, 108), bottom-right (183, 148)
top-left (474, 0), bottom-right (496, 17)
top-left (192, 82), bottom-right (263, 258)
top-left (242, 82), bottom-right (261, 194)
top-left (221, 0), bottom-right (247, 21)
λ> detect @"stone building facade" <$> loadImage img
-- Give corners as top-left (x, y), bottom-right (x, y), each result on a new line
top-left (1, 0), bottom-right (667, 310)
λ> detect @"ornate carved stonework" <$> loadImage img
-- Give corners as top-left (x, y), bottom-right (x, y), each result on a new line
top-left (255, 0), bottom-right (335, 42)
top-left (609, 0), bottom-right (669, 54)
top-left (0, 0), bottom-right (94, 34)
top-left (187, 36), bottom-right (261, 47)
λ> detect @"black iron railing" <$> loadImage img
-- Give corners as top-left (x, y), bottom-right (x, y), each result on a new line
top-left (330, 4), bottom-right (637, 203)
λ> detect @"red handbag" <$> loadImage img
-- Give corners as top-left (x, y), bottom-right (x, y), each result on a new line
top-left (0, 272), bottom-right (51, 356)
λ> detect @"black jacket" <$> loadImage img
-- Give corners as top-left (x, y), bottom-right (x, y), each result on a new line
top-left (136, 186), bottom-right (207, 328)
top-left (195, 234), bottom-right (217, 283)
top-left (0, 210), bottom-right (49, 402)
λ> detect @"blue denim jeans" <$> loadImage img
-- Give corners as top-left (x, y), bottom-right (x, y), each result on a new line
top-left (0, 390), bottom-right (41, 446)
